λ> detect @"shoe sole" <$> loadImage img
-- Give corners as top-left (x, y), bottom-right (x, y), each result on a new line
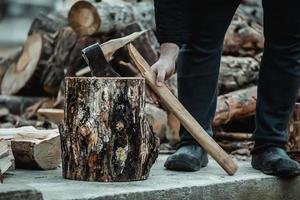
top-left (253, 165), bottom-right (300, 178)
top-left (165, 158), bottom-right (208, 172)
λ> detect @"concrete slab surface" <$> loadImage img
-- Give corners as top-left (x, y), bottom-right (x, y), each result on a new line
top-left (1, 155), bottom-right (300, 200)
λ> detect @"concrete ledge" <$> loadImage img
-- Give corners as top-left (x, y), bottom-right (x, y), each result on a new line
top-left (0, 185), bottom-right (43, 200)
top-left (2, 155), bottom-right (300, 200)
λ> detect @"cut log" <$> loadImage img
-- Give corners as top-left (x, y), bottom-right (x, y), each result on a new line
top-left (0, 95), bottom-right (47, 115)
top-left (0, 49), bottom-right (22, 91)
top-left (218, 140), bottom-right (254, 153)
top-left (60, 77), bottom-right (159, 182)
top-left (0, 139), bottom-right (12, 181)
top-left (1, 33), bottom-right (54, 96)
top-left (41, 27), bottom-right (77, 94)
top-left (214, 132), bottom-right (253, 141)
top-left (68, 1), bottom-right (155, 36)
top-left (219, 56), bottom-right (259, 94)
top-left (224, 15), bottom-right (264, 57)
top-left (28, 12), bottom-right (68, 35)
top-left (37, 108), bottom-right (64, 123)
top-left (166, 112), bottom-right (180, 145)
top-left (0, 127), bottom-right (61, 170)
top-left (213, 86), bottom-right (257, 127)
top-left (145, 103), bottom-right (168, 141)
top-left (288, 103), bottom-right (300, 162)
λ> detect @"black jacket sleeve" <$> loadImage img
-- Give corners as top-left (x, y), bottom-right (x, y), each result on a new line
top-left (154, 0), bottom-right (189, 46)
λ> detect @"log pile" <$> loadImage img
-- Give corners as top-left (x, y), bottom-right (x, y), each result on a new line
top-left (0, 0), bottom-right (297, 172)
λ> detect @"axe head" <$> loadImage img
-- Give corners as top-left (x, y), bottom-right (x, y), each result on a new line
top-left (82, 30), bottom-right (147, 66)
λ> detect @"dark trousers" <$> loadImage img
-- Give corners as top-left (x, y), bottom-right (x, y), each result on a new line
top-left (177, 0), bottom-right (300, 151)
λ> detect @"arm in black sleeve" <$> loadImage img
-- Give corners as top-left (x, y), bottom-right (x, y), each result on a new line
top-left (154, 0), bottom-right (189, 47)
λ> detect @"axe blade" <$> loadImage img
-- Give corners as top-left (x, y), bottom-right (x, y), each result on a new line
top-left (100, 30), bottom-right (148, 62)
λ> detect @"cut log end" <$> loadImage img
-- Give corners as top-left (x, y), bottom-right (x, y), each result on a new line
top-left (68, 1), bottom-right (100, 36)
top-left (1, 33), bottom-right (43, 95)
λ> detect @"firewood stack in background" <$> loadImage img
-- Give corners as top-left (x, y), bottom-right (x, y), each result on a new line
top-left (0, 0), bottom-right (299, 176)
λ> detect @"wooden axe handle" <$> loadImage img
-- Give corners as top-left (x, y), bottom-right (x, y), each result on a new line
top-left (128, 44), bottom-right (238, 176)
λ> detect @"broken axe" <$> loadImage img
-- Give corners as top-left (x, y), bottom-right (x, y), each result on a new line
top-left (82, 31), bottom-right (238, 176)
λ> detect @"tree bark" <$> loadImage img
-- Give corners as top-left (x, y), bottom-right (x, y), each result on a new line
top-left (214, 132), bottom-right (253, 141)
top-left (219, 56), bottom-right (259, 94)
top-left (218, 140), bottom-right (254, 153)
top-left (288, 103), bottom-right (300, 155)
top-left (0, 127), bottom-right (61, 170)
top-left (28, 12), bottom-right (68, 36)
top-left (60, 77), bottom-right (159, 182)
top-left (224, 15), bottom-right (264, 57)
top-left (68, 1), bottom-right (155, 36)
top-left (213, 86), bottom-right (257, 127)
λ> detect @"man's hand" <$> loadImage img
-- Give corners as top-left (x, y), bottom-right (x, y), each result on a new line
top-left (152, 43), bottom-right (179, 86)
top-left (147, 43), bottom-right (179, 103)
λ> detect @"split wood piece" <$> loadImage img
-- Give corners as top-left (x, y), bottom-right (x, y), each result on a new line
top-left (24, 98), bottom-right (58, 119)
top-left (28, 12), bottom-right (68, 35)
top-left (288, 103), bottom-right (300, 153)
top-left (128, 44), bottom-right (238, 176)
top-left (60, 77), bottom-right (159, 182)
top-left (218, 140), bottom-right (254, 153)
top-left (214, 132), bottom-right (253, 141)
top-left (224, 15), bottom-right (264, 57)
top-left (145, 103), bottom-right (168, 141)
top-left (68, 1), bottom-right (155, 36)
top-left (0, 139), bottom-right (12, 181)
top-left (0, 49), bottom-right (22, 91)
top-left (37, 108), bottom-right (64, 124)
top-left (166, 112), bottom-right (180, 145)
top-left (219, 56), bottom-right (259, 94)
top-left (0, 95), bottom-right (47, 115)
top-left (1, 33), bottom-right (54, 96)
top-left (214, 86), bottom-right (257, 127)
top-left (0, 126), bottom-right (61, 170)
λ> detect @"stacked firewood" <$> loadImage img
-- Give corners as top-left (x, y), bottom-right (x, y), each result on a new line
top-left (0, 0), bottom-right (299, 165)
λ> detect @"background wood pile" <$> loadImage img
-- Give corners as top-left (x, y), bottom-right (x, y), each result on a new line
top-left (0, 0), bottom-right (299, 177)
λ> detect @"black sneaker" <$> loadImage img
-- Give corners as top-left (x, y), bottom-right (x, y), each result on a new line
top-left (164, 144), bottom-right (208, 171)
top-left (251, 147), bottom-right (300, 178)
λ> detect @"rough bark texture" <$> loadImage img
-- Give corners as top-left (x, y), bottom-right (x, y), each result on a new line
top-left (288, 103), bottom-right (300, 163)
top-left (68, 1), bottom-right (155, 36)
top-left (214, 132), bottom-right (253, 141)
top-left (219, 56), bottom-right (259, 94)
top-left (218, 140), bottom-right (254, 153)
top-left (60, 77), bottom-right (159, 182)
top-left (224, 15), bottom-right (264, 57)
top-left (28, 12), bottom-right (68, 36)
top-left (213, 86), bottom-right (257, 127)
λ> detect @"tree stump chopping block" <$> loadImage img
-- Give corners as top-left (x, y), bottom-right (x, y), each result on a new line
top-left (60, 77), bottom-right (159, 182)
